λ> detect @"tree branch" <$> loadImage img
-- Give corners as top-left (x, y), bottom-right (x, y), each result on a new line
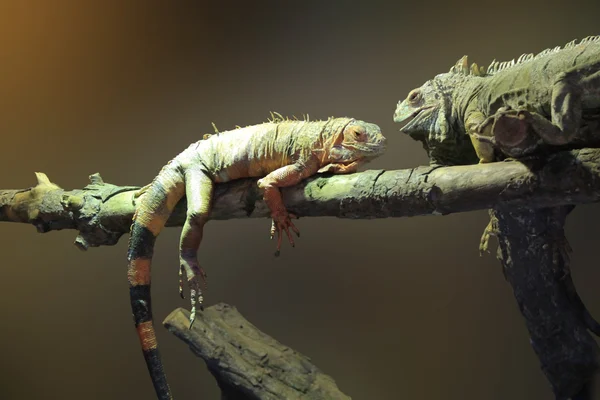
top-left (2, 148), bottom-right (600, 249)
top-left (486, 206), bottom-right (599, 400)
top-left (163, 304), bottom-right (351, 400)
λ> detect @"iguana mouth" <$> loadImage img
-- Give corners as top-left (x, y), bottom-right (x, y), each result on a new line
top-left (397, 106), bottom-right (434, 132)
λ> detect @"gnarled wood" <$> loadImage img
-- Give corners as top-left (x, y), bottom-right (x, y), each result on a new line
top-left (163, 304), bottom-right (351, 400)
top-left (485, 206), bottom-right (599, 400)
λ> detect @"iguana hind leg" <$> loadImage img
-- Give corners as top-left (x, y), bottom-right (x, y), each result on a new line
top-left (532, 59), bottom-right (600, 145)
top-left (179, 168), bottom-right (213, 327)
top-left (548, 60), bottom-right (600, 144)
top-left (476, 60), bottom-right (600, 155)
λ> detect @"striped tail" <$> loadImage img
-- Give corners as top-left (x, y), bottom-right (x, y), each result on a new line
top-left (127, 161), bottom-right (185, 400)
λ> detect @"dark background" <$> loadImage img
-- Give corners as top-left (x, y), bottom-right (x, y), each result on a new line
top-left (1, 1), bottom-right (600, 399)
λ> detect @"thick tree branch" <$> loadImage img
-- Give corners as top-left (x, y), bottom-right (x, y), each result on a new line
top-left (163, 304), bottom-right (351, 400)
top-left (485, 207), bottom-right (599, 400)
top-left (1, 148), bottom-right (600, 249)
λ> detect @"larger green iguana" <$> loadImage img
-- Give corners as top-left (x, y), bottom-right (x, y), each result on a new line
top-left (127, 115), bottom-right (386, 400)
top-left (393, 35), bottom-right (600, 165)
top-left (392, 37), bottom-right (600, 373)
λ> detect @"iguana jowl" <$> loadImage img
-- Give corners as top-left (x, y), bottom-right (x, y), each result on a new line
top-left (393, 35), bottom-right (600, 165)
top-left (127, 116), bottom-right (386, 399)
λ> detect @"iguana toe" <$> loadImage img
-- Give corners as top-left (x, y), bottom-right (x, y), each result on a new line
top-left (475, 107), bottom-right (516, 135)
top-left (180, 259), bottom-right (207, 327)
top-left (179, 264), bottom-right (208, 299)
top-left (469, 131), bottom-right (496, 145)
top-left (188, 281), bottom-right (204, 329)
top-left (270, 211), bottom-right (300, 256)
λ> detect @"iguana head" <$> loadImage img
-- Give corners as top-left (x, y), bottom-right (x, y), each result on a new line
top-left (326, 119), bottom-right (386, 164)
top-left (394, 55), bottom-right (487, 141)
top-left (393, 74), bottom-right (455, 140)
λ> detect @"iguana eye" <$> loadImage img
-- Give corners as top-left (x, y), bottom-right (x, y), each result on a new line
top-left (408, 90), bottom-right (420, 103)
top-left (353, 128), bottom-right (365, 139)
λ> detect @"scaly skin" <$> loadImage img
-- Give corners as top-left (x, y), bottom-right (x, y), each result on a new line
top-left (127, 116), bottom-right (386, 400)
top-left (393, 35), bottom-right (600, 165)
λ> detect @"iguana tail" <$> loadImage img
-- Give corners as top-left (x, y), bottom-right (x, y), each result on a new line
top-left (127, 160), bottom-right (185, 400)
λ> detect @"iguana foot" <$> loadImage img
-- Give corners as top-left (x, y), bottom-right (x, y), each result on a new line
top-left (179, 263), bottom-right (208, 298)
top-left (317, 161), bottom-right (360, 174)
top-left (492, 110), bottom-right (532, 147)
top-left (476, 106), bottom-right (514, 134)
top-left (479, 214), bottom-right (498, 256)
top-left (269, 211), bottom-right (300, 257)
top-left (180, 259), bottom-right (208, 327)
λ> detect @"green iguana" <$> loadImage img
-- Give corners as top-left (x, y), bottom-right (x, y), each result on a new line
top-left (127, 115), bottom-right (386, 399)
top-left (393, 35), bottom-right (600, 165)
top-left (392, 38), bottom-right (600, 379)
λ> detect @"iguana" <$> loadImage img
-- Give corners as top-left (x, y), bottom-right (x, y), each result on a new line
top-left (392, 37), bottom-right (600, 371)
top-left (393, 35), bottom-right (600, 165)
top-left (127, 115), bottom-right (386, 399)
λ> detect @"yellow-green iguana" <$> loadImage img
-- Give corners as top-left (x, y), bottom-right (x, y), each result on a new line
top-left (127, 115), bottom-right (386, 399)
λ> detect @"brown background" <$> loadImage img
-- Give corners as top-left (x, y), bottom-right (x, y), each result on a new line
top-left (1, 1), bottom-right (600, 399)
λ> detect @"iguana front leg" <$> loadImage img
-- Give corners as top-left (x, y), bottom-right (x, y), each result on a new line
top-left (473, 107), bottom-right (544, 159)
top-left (466, 111), bottom-right (496, 163)
top-left (317, 160), bottom-right (361, 174)
top-left (179, 168), bottom-right (213, 326)
top-left (257, 157), bottom-right (323, 256)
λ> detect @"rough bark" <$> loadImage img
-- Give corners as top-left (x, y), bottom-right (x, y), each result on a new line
top-left (482, 206), bottom-right (599, 400)
top-left (163, 304), bottom-right (350, 400)
top-left (2, 148), bottom-right (600, 249)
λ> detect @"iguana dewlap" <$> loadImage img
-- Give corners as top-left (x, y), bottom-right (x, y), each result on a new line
top-left (393, 35), bottom-right (600, 165)
top-left (127, 116), bottom-right (386, 399)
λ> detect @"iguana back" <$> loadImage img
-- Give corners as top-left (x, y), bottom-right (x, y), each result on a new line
top-left (477, 38), bottom-right (600, 117)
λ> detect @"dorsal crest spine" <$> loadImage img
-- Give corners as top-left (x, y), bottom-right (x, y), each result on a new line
top-left (447, 35), bottom-right (600, 77)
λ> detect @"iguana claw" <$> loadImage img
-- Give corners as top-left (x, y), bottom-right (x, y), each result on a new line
top-left (270, 211), bottom-right (299, 256)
